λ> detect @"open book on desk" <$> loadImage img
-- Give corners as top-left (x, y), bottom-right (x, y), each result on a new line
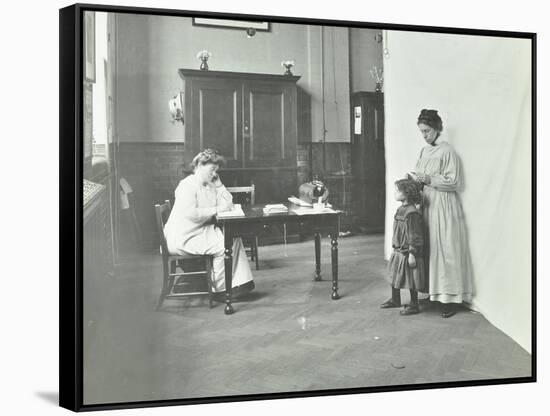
top-left (288, 196), bottom-right (333, 209)
top-left (216, 203), bottom-right (245, 218)
top-left (287, 196), bottom-right (312, 207)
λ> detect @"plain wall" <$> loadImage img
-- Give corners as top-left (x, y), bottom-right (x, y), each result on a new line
top-left (383, 31), bottom-right (532, 352)
top-left (350, 27), bottom-right (384, 93)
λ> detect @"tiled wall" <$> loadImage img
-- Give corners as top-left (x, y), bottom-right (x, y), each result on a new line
top-left (118, 141), bottom-right (356, 248)
top-left (118, 143), bottom-right (187, 249)
top-left (297, 143), bottom-right (311, 185)
top-left (301, 142), bottom-right (354, 227)
top-left (311, 143), bottom-right (352, 204)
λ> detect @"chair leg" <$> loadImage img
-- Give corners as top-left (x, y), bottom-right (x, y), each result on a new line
top-left (156, 289), bottom-right (165, 311)
top-left (169, 260), bottom-right (177, 290)
top-left (254, 236), bottom-right (260, 270)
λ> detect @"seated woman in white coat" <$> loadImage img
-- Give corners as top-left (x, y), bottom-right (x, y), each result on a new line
top-left (163, 148), bottom-right (255, 296)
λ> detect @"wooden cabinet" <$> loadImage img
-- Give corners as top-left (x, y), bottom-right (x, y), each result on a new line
top-left (179, 70), bottom-right (300, 202)
top-left (351, 92), bottom-right (385, 232)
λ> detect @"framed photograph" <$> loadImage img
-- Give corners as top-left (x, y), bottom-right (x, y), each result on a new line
top-left (193, 17), bottom-right (270, 31)
top-left (59, 3), bottom-right (536, 412)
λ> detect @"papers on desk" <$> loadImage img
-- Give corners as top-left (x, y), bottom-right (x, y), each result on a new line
top-left (292, 206), bottom-right (337, 215)
top-left (263, 204), bottom-right (288, 214)
top-left (288, 196), bottom-right (333, 209)
top-left (216, 204), bottom-right (245, 218)
top-left (287, 196), bottom-right (312, 207)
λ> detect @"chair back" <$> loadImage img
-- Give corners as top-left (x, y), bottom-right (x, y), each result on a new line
top-left (226, 183), bottom-right (255, 205)
top-left (154, 199), bottom-right (172, 258)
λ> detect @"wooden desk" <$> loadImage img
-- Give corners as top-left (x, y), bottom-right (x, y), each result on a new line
top-left (216, 204), bottom-right (342, 314)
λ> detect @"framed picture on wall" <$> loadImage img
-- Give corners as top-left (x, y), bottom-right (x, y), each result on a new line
top-left (59, 2), bottom-right (536, 412)
top-left (192, 17), bottom-right (270, 31)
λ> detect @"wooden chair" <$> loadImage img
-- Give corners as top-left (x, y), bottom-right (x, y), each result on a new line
top-left (155, 200), bottom-right (215, 310)
top-left (226, 184), bottom-right (260, 270)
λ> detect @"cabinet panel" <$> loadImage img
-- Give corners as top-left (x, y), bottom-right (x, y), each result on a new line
top-left (244, 82), bottom-right (296, 168)
top-left (220, 168), bottom-right (297, 204)
top-left (189, 79), bottom-right (242, 168)
top-left (250, 90), bottom-right (283, 160)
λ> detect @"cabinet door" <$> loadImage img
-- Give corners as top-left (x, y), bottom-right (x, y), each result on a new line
top-left (189, 78), bottom-right (243, 168)
top-left (351, 93), bottom-right (385, 231)
top-left (243, 81), bottom-right (297, 168)
top-left (367, 98), bottom-right (385, 228)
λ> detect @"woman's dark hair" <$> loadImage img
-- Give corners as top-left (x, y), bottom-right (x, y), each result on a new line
top-left (417, 109), bottom-right (443, 132)
top-left (191, 148), bottom-right (225, 170)
top-left (395, 178), bottom-right (422, 205)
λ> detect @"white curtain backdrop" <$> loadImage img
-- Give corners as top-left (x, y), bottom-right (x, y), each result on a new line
top-left (383, 31), bottom-right (532, 352)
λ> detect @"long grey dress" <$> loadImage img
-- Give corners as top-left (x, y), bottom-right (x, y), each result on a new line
top-left (415, 140), bottom-right (473, 303)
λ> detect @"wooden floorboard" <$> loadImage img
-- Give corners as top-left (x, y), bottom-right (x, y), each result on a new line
top-left (82, 234), bottom-right (532, 405)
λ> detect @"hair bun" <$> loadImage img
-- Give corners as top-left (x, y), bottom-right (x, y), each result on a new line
top-left (417, 109), bottom-right (443, 132)
top-left (420, 109), bottom-right (437, 116)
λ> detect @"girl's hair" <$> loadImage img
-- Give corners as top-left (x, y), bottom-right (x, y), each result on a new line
top-left (395, 178), bottom-right (422, 205)
top-left (417, 109), bottom-right (443, 132)
top-left (191, 148), bottom-right (225, 170)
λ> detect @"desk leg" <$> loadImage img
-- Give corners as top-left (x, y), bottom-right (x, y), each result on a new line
top-left (224, 227), bottom-right (234, 315)
top-left (331, 233), bottom-right (340, 300)
top-left (314, 232), bottom-right (322, 281)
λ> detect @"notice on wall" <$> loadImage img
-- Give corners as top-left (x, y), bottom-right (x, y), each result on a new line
top-left (354, 106), bottom-right (362, 135)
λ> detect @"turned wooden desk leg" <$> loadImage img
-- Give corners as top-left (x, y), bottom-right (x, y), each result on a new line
top-left (331, 233), bottom-right (340, 300)
top-left (314, 232), bottom-right (322, 281)
top-left (224, 227), bottom-right (234, 315)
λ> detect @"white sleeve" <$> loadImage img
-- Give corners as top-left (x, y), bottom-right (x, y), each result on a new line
top-left (174, 181), bottom-right (216, 223)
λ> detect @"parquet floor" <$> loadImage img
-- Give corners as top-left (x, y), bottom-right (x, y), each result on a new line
top-left (83, 234), bottom-right (531, 405)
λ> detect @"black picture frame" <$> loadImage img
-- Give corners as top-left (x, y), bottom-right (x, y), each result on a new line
top-left (59, 3), bottom-right (537, 412)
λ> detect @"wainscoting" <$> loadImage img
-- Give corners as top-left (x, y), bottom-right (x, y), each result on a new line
top-left (116, 141), bottom-right (358, 250)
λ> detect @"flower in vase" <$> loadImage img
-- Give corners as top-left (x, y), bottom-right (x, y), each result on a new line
top-left (196, 50), bottom-right (212, 60)
top-left (369, 65), bottom-right (384, 92)
top-left (281, 60), bottom-right (295, 75)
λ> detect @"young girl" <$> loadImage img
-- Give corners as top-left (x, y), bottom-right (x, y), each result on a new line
top-left (380, 179), bottom-right (427, 315)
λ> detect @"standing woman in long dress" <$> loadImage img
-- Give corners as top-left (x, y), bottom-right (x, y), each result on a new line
top-left (409, 109), bottom-right (473, 318)
top-left (163, 148), bottom-right (255, 296)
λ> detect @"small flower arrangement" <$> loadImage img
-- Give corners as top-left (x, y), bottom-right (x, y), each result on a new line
top-left (369, 65), bottom-right (384, 92)
top-left (281, 60), bottom-right (295, 75)
top-left (197, 50), bottom-right (212, 70)
top-left (196, 50), bottom-right (212, 60)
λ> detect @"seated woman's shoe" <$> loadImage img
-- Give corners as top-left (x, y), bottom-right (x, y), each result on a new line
top-left (212, 281), bottom-right (255, 301)
top-left (233, 280), bottom-right (255, 297)
top-left (380, 299), bottom-right (401, 309)
top-left (400, 304), bottom-right (420, 315)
